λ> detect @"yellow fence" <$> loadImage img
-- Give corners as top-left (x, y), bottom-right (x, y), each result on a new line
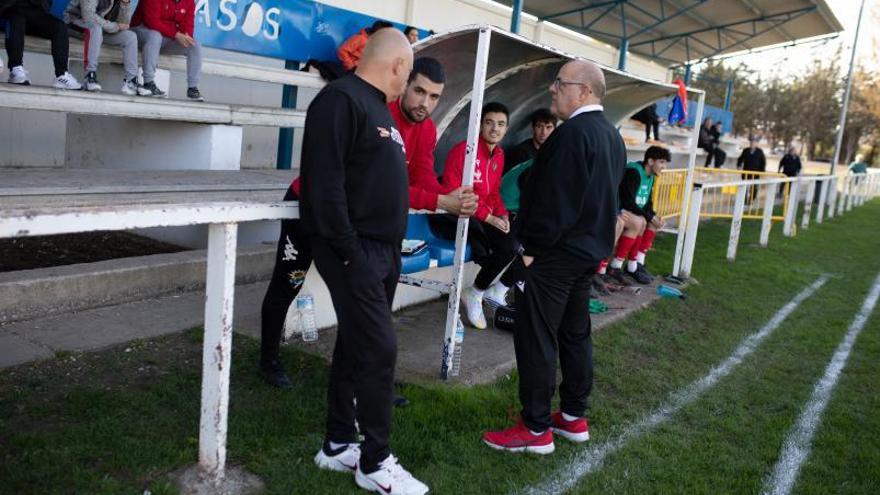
top-left (651, 168), bottom-right (689, 220)
top-left (693, 167), bottom-right (790, 221)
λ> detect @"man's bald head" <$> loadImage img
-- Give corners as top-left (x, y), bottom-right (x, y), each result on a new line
top-left (357, 28), bottom-right (414, 101)
top-left (566, 60), bottom-right (606, 101)
top-left (548, 59), bottom-right (607, 120)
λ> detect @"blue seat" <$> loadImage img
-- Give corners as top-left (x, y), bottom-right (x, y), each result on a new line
top-left (400, 247), bottom-right (431, 274)
top-left (404, 213), bottom-right (471, 268)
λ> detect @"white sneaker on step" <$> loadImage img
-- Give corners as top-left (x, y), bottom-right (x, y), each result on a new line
top-left (484, 282), bottom-right (509, 308)
top-left (355, 454), bottom-right (429, 494)
top-left (53, 71), bottom-right (82, 90)
top-left (314, 442), bottom-right (360, 473)
top-left (461, 287), bottom-right (487, 329)
top-left (8, 65), bottom-right (30, 85)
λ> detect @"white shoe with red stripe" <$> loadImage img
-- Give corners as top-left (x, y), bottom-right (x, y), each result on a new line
top-left (355, 454), bottom-right (428, 494)
top-left (550, 411), bottom-right (590, 442)
top-left (314, 442), bottom-right (360, 473)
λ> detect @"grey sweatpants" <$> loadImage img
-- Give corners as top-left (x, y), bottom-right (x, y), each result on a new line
top-left (70, 21), bottom-right (139, 80)
top-left (132, 26), bottom-right (201, 87)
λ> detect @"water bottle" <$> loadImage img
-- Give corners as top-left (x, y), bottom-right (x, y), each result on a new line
top-left (296, 291), bottom-right (318, 342)
top-left (450, 317), bottom-right (465, 377)
top-left (657, 284), bottom-right (687, 300)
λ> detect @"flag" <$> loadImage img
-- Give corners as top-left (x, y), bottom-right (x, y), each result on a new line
top-left (667, 79), bottom-right (688, 125)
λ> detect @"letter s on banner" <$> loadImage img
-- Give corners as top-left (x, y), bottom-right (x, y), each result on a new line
top-left (265, 7), bottom-right (281, 40)
top-left (217, 0), bottom-right (238, 32)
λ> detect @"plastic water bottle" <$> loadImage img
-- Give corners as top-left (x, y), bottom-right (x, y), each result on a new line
top-left (296, 291), bottom-right (318, 342)
top-left (657, 284), bottom-right (687, 300)
top-left (450, 317), bottom-right (465, 377)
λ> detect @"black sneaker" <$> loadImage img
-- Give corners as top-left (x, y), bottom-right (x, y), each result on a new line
top-left (187, 87), bottom-right (205, 102)
top-left (606, 267), bottom-right (630, 286)
top-left (590, 274), bottom-right (611, 296)
top-left (636, 263), bottom-right (655, 282)
top-left (83, 71), bottom-right (102, 92)
top-left (393, 394), bottom-right (410, 408)
top-left (141, 80), bottom-right (167, 98)
top-left (625, 267), bottom-right (652, 285)
top-left (259, 359), bottom-right (293, 389)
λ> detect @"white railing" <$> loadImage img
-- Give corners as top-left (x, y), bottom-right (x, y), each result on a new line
top-left (675, 172), bottom-right (879, 278)
top-left (0, 201), bottom-right (298, 484)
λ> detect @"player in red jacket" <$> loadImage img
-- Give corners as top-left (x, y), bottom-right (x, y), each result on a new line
top-left (432, 102), bottom-right (518, 329)
top-left (131, 0), bottom-right (204, 100)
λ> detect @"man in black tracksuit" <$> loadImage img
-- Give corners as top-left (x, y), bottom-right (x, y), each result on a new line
top-left (737, 138), bottom-right (767, 203)
top-left (483, 60), bottom-right (626, 453)
top-left (300, 30), bottom-right (428, 493)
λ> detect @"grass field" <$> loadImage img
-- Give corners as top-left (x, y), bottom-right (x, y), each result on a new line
top-left (1, 200), bottom-right (879, 495)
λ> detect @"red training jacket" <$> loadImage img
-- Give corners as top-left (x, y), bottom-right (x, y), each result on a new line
top-left (337, 29), bottom-right (368, 71)
top-left (388, 100), bottom-right (446, 211)
top-left (132, 0), bottom-right (195, 38)
top-left (441, 139), bottom-right (507, 222)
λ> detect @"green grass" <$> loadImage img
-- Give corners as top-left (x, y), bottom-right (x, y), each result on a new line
top-left (2, 201), bottom-right (880, 494)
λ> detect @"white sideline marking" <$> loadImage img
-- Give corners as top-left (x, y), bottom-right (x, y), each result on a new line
top-left (762, 271), bottom-right (880, 495)
top-left (515, 274), bottom-right (830, 495)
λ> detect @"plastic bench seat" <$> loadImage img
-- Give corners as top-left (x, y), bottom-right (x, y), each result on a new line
top-left (405, 213), bottom-right (471, 268)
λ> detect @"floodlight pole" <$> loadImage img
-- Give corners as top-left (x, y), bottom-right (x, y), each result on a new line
top-left (510, 0), bottom-right (523, 33)
top-left (829, 0), bottom-right (867, 176)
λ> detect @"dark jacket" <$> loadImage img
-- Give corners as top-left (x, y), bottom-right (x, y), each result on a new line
top-left (737, 147), bottom-right (766, 172)
top-left (619, 164), bottom-right (655, 222)
top-left (778, 153), bottom-right (802, 177)
top-left (517, 109), bottom-right (626, 264)
top-left (504, 138), bottom-right (538, 175)
top-left (1, 0), bottom-right (52, 18)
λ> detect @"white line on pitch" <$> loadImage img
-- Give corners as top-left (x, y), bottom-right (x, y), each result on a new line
top-left (515, 274), bottom-right (831, 495)
top-left (762, 271), bottom-right (880, 495)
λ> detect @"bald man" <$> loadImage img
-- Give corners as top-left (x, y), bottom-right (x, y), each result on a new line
top-left (483, 60), bottom-right (626, 454)
top-left (301, 29), bottom-right (429, 494)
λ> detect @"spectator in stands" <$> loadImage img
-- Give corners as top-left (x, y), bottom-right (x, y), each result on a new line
top-left (64, 0), bottom-right (144, 95)
top-left (2, 0), bottom-right (82, 89)
top-left (432, 102), bottom-right (516, 329)
top-left (483, 60), bottom-right (624, 454)
top-left (390, 56), bottom-right (477, 216)
top-left (301, 28), bottom-right (429, 494)
top-left (737, 138), bottom-right (766, 203)
top-left (779, 146), bottom-right (802, 177)
top-left (504, 107), bottom-right (556, 174)
top-left (849, 155), bottom-right (868, 174)
top-left (337, 20), bottom-right (393, 71)
top-left (404, 25), bottom-right (419, 44)
top-left (632, 103), bottom-right (660, 142)
top-left (711, 121), bottom-right (726, 167)
top-left (699, 117), bottom-right (715, 167)
top-left (131, 0), bottom-right (204, 101)
top-left (606, 146), bottom-right (670, 285)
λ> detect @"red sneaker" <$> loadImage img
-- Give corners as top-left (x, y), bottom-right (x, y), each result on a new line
top-left (550, 411), bottom-right (590, 442)
top-left (482, 421), bottom-right (555, 454)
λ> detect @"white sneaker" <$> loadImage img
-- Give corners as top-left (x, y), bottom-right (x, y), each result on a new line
top-left (355, 454), bottom-right (429, 495)
top-left (121, 77), bottom-right (140, 96)
top-left (483, 282), bottom-right (509, 308)
top-left (53, 72), bottom-right (82, 90)
top-left (314, 442), bottom-right (360, 473)
top-left (461, 287), bottom-right (487, 329)
top-left (8, 65), bottom-right (30, 85)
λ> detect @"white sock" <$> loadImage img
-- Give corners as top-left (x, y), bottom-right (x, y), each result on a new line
top-left (329, 441), bottom-right (349, 450)
top-left (610, 257), bottom-right (624, 269)
top-left (598, 264), bottom-right (607, 275)
top-left (561, 412), bottom-right (580, 422)
top-left (530, 429), bottom-right (546, 436)
top-left (627, 259), bottom-right (638, 273)
top-left (470, 287), bottom-right (485, 299)
top-left (636, 252), bottom-right (646, 265)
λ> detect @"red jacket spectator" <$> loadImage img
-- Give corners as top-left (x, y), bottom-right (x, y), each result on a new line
top-left (388, 99), bottom-right (447, 211)
top-left (337, 29), bottom-right (368, 71)
top-left (441, 139), bottom-right (507, 222)
top-left (132, 0), bottom-right (195, 38)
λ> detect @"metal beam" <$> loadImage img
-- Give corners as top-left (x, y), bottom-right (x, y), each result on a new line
top-left (540, 0), bottom-right (625, 22)
top-left (510, 0), bottom-right (524, 34)
top-left (628, 0), bottom-right (709, 39)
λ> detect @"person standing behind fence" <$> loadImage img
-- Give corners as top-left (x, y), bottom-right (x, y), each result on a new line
top-left (64, 0), bottom-right (145, 95)
top-left (131, 0), bottom-right (204, 101)
top-left (737, 138), bottom-right (766, 203)
top-left (2, 0), bottom-right (82, 89)
top-left (699, 118), bottom-right (715, 167)
top-left (301, 29), bottom-right (429, 494)
top-left (778, 146), bottom-right (802, 177)
top-left (483, 60), bottom-right (625, 454)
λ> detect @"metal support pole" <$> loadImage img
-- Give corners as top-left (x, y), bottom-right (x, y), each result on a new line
top-left (510, 0), bottom-right (524, 34)
top-left (759, 183), bottom-right (776, 246)
top-left (783, 179), bottom-right (799, 237)
top-left (679, 185), bottom-right (704, 279)
top-left (198, 222), bottom-right (238, 481)
top-left (829, 0), bottom-right (867, 175)
top-left (838, 176), bottom-right (849, 215)
top-left (684, 64), bottom-right (692, 85)
top-left (727, 186), bottom-right (747, 261)
top-left (440, 27), bottom-right (491, 380)
top-left (618, 38), bottom-right (629, 71)
top-left (847, 176), bottom-right (856, 211)
top-left (827, 176), bottom-right (838, 219)
top-left (816, 177), bottom-right (829, 224)
top-left (672, 91), bottom-right (705, 277)
top-left (723, 79), bottom-right (734, 112)
top-left (801, 179), bottom-right (816, 230)
top-left (276, 60), bottom-right (300, 170)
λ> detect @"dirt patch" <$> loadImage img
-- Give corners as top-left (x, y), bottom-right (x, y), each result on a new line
top-left (0, 231), bottom-right (187, 272)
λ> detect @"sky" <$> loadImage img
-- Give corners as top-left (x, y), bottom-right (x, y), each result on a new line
top-left (717, 0), bottom-right (878, 80)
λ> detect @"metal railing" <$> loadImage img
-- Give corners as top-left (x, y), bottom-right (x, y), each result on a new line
top-left (651, 169), bottom-right (689, 221)
top-left (693, 167), bottom-right (790, 221)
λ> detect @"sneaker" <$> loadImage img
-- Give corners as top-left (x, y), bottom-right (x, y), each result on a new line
top-left (259, 359), bottom-right (293, 389)
top-left (461, 287), bottom-right (487, 329)
top-left (550, 411), bottom-right (590, 442)
top-left (315, 441), bottom-right (360, 473)
top-left (636, 263), bottom-right (655, 282)
top-left (393, 394), bottom-right (410, 408)
top-left (606, 267), bottom-right (630, 286)
top-left (8, 65), bottom-right (30, 85)
top-left (355, 454), bottom-right (429, 495)
top-left (483, 282), bottom-right (509, 308)
top-left (187, 86), bottom-right (205, 102)
top-left (141, 80), bottom-right (167, 98)
top-left (482, 420), bottom-right (555, 454)
top-left (83, 71), bottom-right (102, 92)
top-left (121, 77), bottom-right (141, 96)
top-left (590, 275), bottom-right (611, 296)
top-left (53, 71), bottom-right (82, 90)
top-left (625, 267), bottom-right (652, 285)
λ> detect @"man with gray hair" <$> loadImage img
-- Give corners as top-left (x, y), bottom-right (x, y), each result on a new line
top-left (483, 59), bottom-right (626, 454)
